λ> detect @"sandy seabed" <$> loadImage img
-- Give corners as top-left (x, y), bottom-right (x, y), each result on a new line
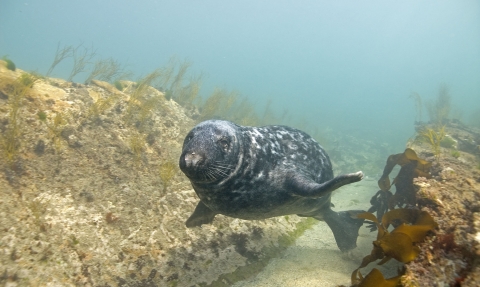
top-left (233, 178), bottom-right (402, 287)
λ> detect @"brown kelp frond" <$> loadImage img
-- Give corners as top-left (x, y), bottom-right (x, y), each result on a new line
top-left (377, 148), bottom-right (431, 192)
top-left (368, 148), bottom-right (432, 224)
top-left (352, 208), bottom-right (436, 287)
top-left (380, 208), bottom-right (437, 230)
top-left (352, 268), bottom-right (402, 287)
top-left (357, 211), bottom-right (384, 239)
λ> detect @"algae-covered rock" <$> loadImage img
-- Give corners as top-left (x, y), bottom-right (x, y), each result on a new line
top-left (0, 64), bottom-right (316, 286)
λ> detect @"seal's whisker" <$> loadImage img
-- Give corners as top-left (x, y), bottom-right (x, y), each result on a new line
top-left (211, 164), bottom-right (234, 172)
top-left (202, 170), bottom-right (213, 181)
top-left (213, 161), bottom-right (233, 166)
top-left (204, 169), bottom-right (217, 181)
top-left (213, 164), bottom-right (234, 170)
top-left (209, 165), bottom-right (231, 170)
top-left (213, 161), bottom-right (235, 169)
top-left (208, 166), bottom-right (229, 177)
top-left (210, 171), bottom-right (225, 179)
top-left (210, 165), bottom-right (230, 172)
top-left (208, 172), bottom-right (217, 181)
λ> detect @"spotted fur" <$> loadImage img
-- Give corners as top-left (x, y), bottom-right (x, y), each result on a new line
top-left (179, 119), bottom-right (365, 251)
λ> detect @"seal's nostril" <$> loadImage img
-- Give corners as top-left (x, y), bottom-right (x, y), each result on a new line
top-left (185, 152), bottom-right (203, 168)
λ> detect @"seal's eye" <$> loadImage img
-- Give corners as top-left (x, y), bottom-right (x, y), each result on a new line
top-left (218, 139), bottom-right (229, 152)
top-left (185, 134), bottom-right (193, 143)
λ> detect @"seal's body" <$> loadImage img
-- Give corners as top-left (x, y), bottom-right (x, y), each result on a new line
top-left (179, 120), bottom-right (364, 251)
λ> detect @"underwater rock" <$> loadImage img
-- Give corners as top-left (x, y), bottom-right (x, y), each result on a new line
top-left (397, 122), bottom-right (480, 286)
top-left (0, 65), bottom-right (317, 287)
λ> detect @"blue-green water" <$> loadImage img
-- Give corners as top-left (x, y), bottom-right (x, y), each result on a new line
top-left (1, 2), bottom-right (479, 285)
top-left (1, 0), bottom-right (479, 152)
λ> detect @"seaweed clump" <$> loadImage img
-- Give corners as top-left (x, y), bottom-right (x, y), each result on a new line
top-left (368, 148), bottom-right (432, 224)
top-left (46, 43), bottom-right (74, 76)
top-left (349, 148), bottom-right (438, 287)
top-left (159, 160), bottom-right (178, 192)
top-left (351, 209), bottom-right (437, 286)
top-left (0, 72), bottom-right (37, 167)
top-left (2, 55), bottom-right (16, 71)
top-left (426, 84), bottom-right (451, 126)
top-left (84, 58), bottom-right (127, 84)
top-left (38, 111), bottom-right (69, 152)
top-left (417, 125), bottom-right (446, 161)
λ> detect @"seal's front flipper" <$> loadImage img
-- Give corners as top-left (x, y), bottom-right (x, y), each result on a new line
top-left (319, 209), bottom-right (365, 251)
top-left (288, 171), bottom-right (364, 198)
top-left (186, 201), bottom-right (217, 227)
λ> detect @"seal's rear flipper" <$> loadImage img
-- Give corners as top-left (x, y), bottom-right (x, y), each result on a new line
top-left (186, 201), bottom-right (217, 227)
top-left (320, 209), bottom-right (365, 251)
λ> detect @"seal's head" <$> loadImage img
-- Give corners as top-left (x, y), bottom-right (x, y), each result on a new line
top-left (179, 120), bottom-right (241, 183)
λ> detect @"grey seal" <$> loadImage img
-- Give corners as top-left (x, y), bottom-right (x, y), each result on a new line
top-left (179, 119), bottom-right (365, 251)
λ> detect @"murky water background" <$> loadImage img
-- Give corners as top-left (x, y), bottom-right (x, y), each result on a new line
top-left (1, 1), bottom-right (479, 151)
top-left (1, 1), bottom-right (479, 286)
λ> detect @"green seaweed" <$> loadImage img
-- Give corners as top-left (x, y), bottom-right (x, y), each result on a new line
top-left (138, 95), bottom-right (165, 129)
top-left (37, 111), bottom-right (47, 121)
top-left (68, 44), bottom-right (96, 82)
top-left (409, 92), bottom-right (422, 123)
top-left (162, 58), bottom-right (203, 107)
top-left (173, 73), bottom-right (202, 107)
top-left (159, 160), bottom-right (178, 192)
top-left (450, 150), bottom-right (460, 158)
top-left (0, 72), bottom-right (37, 167)
top-left (128, 131), bottom-right (146, 164)
top-left (426, 84), bottom-right (451, 126)
top-left (199, 88), bottom-right (239, 121)
top-left (124, 70), bottom-right (163, 127)
top-left (39, 111), bottom-right (69, 152)
top-left (198, 88), bottom-right (263, 126)
top-left (231, 97), bottom-right (260, 126)
top-left (114, 80), bottom-right (125, 91)
top-left (18, 72), bottom-right (38, 88)
top-left (46, 43), bottom-right (74, 76)
top-left (440, 134), bottom-right (456, 149)
top-left (85, 58), bottom-right (129, 84)
top-left (28, 200), bottom-right (48, 232)
top-left (417, 125), bottom-right (445, 161)
top-left (88, 93), bottom-right (119, 120)
top-left (2, 55), bottom-right (16, 71)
